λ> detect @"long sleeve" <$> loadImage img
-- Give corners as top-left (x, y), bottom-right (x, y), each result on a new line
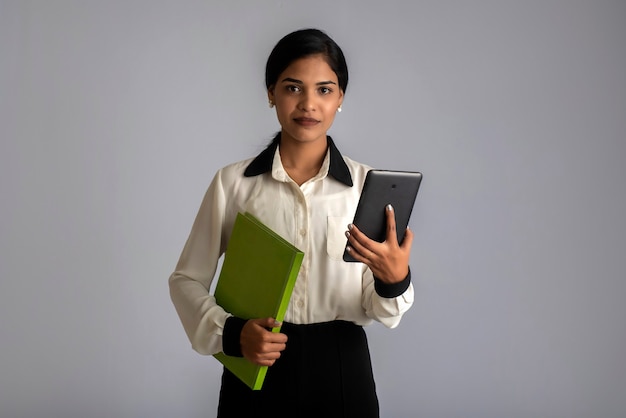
top-left (168, 171), bottom-right (231, 355)
top-left (361, 265), bottom-right (414, 329)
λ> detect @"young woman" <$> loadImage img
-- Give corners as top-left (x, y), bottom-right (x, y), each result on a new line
top-left (169, 28), bottom-right (415, 418)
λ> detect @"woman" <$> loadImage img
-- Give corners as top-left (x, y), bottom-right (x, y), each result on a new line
top-left (169, 28), bottom-right (415, 418)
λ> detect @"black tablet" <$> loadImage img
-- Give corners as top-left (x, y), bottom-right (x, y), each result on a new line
top-left (343, 169), bottom-right (422, 262)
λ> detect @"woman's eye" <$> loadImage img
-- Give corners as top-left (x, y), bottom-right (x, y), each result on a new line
top-left (319, 87), bottom-right (332, 95)
top-left (287, 85), bottom-right (301, 93)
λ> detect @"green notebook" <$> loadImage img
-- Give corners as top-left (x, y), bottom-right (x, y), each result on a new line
top-left (213, 212), bottom-right (304, 390)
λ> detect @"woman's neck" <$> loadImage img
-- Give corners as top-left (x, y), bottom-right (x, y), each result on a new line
top-left (278, 135), bottom-right (328, 185)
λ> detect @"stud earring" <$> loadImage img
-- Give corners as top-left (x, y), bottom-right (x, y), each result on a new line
top-left (337, 106), bottom-right (342, 113)
top-left (268, 100), bottom-right (274, 108)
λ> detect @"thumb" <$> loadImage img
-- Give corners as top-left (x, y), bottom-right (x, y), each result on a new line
top-left (258, 317), bottom-right (281, 328)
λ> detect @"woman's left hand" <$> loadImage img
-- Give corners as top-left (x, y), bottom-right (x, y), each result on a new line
top-left (344, 204), bottom-right (413, 283)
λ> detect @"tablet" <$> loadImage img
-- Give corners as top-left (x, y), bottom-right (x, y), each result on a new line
top-left (343, 169), bottom-right (422, 262)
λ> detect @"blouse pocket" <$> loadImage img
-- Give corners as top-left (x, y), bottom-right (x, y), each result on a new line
top-left (326, 216), bottom-right (351, 260)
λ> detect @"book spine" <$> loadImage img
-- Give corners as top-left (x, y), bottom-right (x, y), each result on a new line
top-left (270, 252), bottom-right (304, 333)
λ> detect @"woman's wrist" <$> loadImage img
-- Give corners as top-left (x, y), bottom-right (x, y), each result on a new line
top-left (223, 316), bottom-right (247, 357)
top-left (373, 267), bottom-right (411, 298)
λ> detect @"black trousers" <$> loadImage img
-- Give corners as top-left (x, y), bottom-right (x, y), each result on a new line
top-left (217, 320), bottom-right (379, 418)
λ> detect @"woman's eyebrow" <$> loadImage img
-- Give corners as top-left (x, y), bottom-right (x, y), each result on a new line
top-left (281, 77), bottom-right (337, 86)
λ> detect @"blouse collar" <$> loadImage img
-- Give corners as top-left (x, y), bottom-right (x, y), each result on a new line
top-left (243, 133), bottom-right (354, 187)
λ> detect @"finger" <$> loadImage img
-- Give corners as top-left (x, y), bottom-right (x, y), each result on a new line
top-left (257, 317), bottom-right (281, 329)
top-left (345, 229), bottom-right (375, 260)
top-left (385, 204), bottom-right (399, 245)
top-left (254, 318), bottom-right (282, 332)
top-left (347, 224), bottom-right (378, 254)
top-left (264, 342), bottom-right (287, 353)
top-left (344, 244), bottom-right (366, 263)
top-left (344, 244), bottom-right (367, 263)
top-left (253, 351), bottom-right (283, 366)
top-left (259, 319), bottom-right (289, 344)
top-left (400, 226), bottom-right (414, 250)
top-left (266, 332), bottom-right (288, 344)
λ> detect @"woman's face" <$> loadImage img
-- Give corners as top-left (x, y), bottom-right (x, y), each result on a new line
top-left (268, 54), bottom-right (344, 146)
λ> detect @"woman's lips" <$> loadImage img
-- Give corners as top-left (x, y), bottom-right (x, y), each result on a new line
top-left (294, 117), bottom-right (320, 126)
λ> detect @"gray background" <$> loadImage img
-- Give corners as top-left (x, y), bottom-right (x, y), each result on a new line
top-left (1, 1), bottom-right (625, 417)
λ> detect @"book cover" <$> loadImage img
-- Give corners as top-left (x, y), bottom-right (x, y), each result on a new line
top-left (213, 212), bottom-right (304, 390)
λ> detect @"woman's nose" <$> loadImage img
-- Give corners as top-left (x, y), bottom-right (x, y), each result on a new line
top-left (298, 92), bottom-right (315, 111)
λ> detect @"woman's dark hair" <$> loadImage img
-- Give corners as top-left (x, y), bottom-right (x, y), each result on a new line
top-left (265, 28), bottom-right (349, 93)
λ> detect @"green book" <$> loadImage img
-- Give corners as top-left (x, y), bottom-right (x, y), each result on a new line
top-left (213, 212), bottom-right (304, 390)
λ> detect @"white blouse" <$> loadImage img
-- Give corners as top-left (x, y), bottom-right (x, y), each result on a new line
top-left (169, 137), bottom-right (414, 355)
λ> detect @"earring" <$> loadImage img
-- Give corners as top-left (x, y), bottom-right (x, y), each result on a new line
top-left (337, 106), bottom-right (342, 113)
top-left (269, 100), bottom-right (274, 108)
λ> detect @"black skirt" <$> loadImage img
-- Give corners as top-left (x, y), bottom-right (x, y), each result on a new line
top-left (217, 320), bottom-right (379, 418)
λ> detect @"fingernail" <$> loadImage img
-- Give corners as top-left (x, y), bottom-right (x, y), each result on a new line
top-left (386, 204), bottom-right (393, 211)
top-left (345, 231), bottom-right (350, 238)
top-left (347, 224), bottom-right (353, 230)
top-left (345, 246), bottom-right (351, 252)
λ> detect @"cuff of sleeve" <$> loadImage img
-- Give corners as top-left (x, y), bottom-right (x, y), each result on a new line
top-left (374, 267), bottom-right (411, 298)
top-left (222, 316), bottom-right (246, 357)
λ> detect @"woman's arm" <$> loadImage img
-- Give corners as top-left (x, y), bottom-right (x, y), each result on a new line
top-left (347, 204), bottom-right (415, 327)
top-left (169, 169), bottom-right (289, 363)
top-left (169, 173), bottom-right (230, 355)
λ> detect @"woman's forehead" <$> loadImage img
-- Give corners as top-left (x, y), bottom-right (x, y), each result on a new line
top-left (279, 55), bottom-right (338, 83)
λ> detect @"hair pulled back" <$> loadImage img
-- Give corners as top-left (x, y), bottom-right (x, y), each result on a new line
top-left (265, 28), bottom-right (349, 93)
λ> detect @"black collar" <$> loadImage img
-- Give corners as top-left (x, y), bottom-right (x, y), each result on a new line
top-left (243, 133), bottom-right (354, 187)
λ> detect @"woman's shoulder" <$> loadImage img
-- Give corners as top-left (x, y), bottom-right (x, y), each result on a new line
top-left (341, 154), bottom-right (373, 182)
top-left (218, 157), bottom-right (255, 174)
top-left (211, 156), bottom-right (256, 183)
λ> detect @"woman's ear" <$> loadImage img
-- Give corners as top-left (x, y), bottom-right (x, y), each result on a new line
top-left (267, 87), bottom-right (275, 106)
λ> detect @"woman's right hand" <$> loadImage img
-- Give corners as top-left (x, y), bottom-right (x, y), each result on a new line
top-left (240, 318), bottom-right (288, 366)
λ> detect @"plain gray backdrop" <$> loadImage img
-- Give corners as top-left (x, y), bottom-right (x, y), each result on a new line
top-left (1, 1), bottom-right (625, 417)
